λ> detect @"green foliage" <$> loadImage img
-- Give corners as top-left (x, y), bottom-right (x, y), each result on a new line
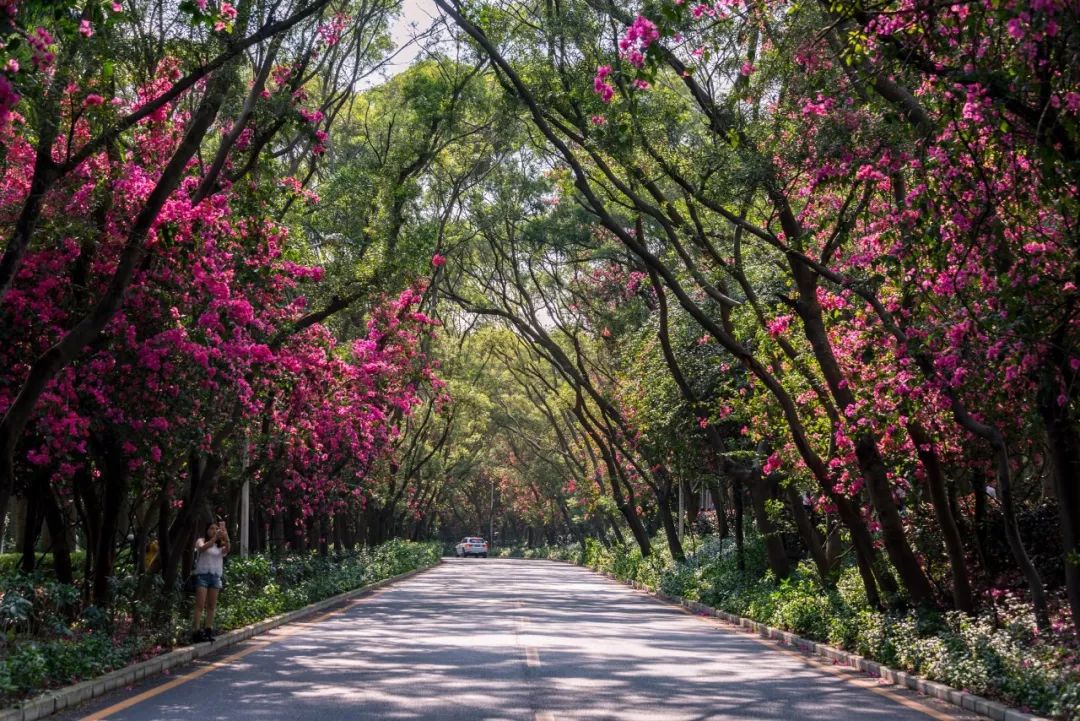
top-left (0, 632), bottom-right (128, 698)
top-left (214, 540), bottom-right (440, 632)
top-left (0, 572), bottom-right (79, 637)
top-left (490, 544), bottom-right (584, 561)
top-left (0, 553), bottom-right (86, 577)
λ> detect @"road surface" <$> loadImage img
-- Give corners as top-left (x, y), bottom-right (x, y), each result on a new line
top-left (64, 559), bottom-right (980, 721)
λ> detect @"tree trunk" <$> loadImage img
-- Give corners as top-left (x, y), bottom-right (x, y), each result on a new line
top-left (42, 486), bottom-right (74, 585)
top-left (19, 488), bottom-right (43, 574)
top-left (908, 422), bottom-right (973, 612)
top-left (710, 482), bottom-right (728, 538)
top-left (1040, 393), bottom-right (1080, 632)
top-left (786, 484), bottom-right (833, 584)
top-left (319, 516), bottom-right (330, 557)
top-left (606, 512), bottom-right (627, 547)
top-left (272, 512), bottom-right (285, 554)
top-left (93, 446), bottom-right (128, 606)
top-left (654, 469), bottom-right (685, 561)
top-left (748, 469), bottom-right (789, 579)
top-left (732, 473), bottom-right (745, 571)
top-left (612, 476), bottom-right (651, 555)
top-left (793, 267), bottom-right (936, 606)
top-left (684, 480), bottom-right (701, 527)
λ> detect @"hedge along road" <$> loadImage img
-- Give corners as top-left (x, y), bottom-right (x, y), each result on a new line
top-left (57, 559), bottom-right (983, 721)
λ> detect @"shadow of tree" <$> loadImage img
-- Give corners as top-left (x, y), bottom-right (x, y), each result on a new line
top-left (99, 560), bottom-right (972, 721)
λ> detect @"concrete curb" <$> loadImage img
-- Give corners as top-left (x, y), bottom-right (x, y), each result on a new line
top-left (0, 559), bottom-right (442, 721)
top-left (579, 564), bottom-right (1049, 721)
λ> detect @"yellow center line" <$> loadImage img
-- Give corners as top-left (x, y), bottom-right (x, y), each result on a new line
top-left (79, 591), bottom-right (383, 720)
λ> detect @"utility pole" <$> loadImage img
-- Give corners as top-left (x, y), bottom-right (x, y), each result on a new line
top-left (489, 475), bottom-right (495, 548)
top-left (240, 433), bottom-right (250, 557)
top-left (678, 480), bottom-right (685, 541)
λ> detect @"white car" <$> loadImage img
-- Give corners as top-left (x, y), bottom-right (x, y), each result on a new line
top-left (455, 537), bottom-right (488, 558)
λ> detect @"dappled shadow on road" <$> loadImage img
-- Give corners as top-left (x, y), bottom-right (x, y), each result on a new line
top-left (98, 559), bottom-right (964, 721)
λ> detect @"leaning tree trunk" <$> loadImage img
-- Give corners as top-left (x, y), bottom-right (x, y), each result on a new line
top-left (792, 267), bottom-right (936, 606)
top-left (653, 468), bottom-right (686, 562)
top-left (908, 422), bottom-right (973, 613)
top-left (749, 468), bottom-right (790, 579)
top-left (434, 0), bottom-right (891, 608)
top-left (786, 484), bottom-right (833, 584)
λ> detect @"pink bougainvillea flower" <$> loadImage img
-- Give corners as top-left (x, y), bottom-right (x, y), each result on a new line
top-left (593, 65), bottom-right (615, 103)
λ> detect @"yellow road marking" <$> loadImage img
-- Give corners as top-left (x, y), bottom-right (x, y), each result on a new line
top-left (79, 592), bottom-right (383, 720)
top-left (79, 642), bottom-right (267, 721)
top-left (525, 646), bottom-right (540, 668)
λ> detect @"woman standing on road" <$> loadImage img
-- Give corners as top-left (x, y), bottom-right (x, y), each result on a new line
top-left (192, 520), bottom-right (229, 643)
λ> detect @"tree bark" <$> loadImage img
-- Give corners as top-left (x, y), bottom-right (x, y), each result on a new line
top-left (1040, 391), bottom-right (1080, 631)
top-left (749, 469), bottom-right (790, 579)
top-left (786, 484), bottom-right (833, 584)
top-left (908, 422), bottom-right (973, 612)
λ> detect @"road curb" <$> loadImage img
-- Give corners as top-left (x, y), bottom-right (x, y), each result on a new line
top-left (0, 559), bottom-right (442, 721)
top-left (575, 563), bottom-right (1048, 721)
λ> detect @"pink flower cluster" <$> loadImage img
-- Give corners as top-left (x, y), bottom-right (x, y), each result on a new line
top-left (28, 26), bottom-right (55, 71)
top-left (619, 15), bottom-right (660, 68)
top-left (593, 65), bottom-right (614, 103)
top-left (317, 12), bottom-right (350, 47)
top-left (0, 74), bottom-right (18, 128)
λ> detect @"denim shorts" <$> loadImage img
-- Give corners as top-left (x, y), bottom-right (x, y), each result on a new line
top-left (193, 572), bottom-right (223, 590)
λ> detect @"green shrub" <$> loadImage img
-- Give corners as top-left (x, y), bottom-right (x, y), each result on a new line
top-left (0, 632), bottom-right (127, 697)
top-left (0, 553), bottom-right (86, 578)
top-left (768, 572), bottom-right (838, 639)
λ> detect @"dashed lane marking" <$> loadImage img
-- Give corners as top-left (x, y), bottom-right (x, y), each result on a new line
top-left (525, 646), bottom-right (541, 668)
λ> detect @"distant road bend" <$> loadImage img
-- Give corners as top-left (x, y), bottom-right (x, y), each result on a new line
top-left (64, 559), bottom-right (981, 721)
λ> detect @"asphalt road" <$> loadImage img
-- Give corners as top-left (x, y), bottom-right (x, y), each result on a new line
top-left (64, 559), bottom-right (981, 721)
